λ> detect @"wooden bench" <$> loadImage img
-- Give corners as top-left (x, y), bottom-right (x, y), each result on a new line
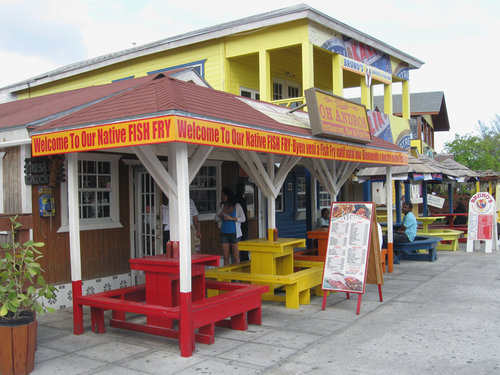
top-left (77, 281), bottom-right (268, 346)
top-left (393, 236), bottom-right (442, 262)
top-left (205, 260), bottom-right (324, 309)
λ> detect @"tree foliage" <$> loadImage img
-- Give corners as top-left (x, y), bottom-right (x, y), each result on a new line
top-left (444, 115), bottom-right (500, 171)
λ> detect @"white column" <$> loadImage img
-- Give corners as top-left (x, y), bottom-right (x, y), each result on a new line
top-left (386, 167), bottom-right (393, 244)
top-left (266, 153), bottom-right (276, 231)
top-left (172, 143), bottom-right (191, 293)
top-left (67, 153), bottom-right (82, 282)
top-left (168, 145), bottom-right (179, 241)
top-left (20, 145), bottom-right (32, 214)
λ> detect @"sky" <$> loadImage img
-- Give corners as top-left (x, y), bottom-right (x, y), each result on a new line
top-left (1, 0), bottom-right (499, 152)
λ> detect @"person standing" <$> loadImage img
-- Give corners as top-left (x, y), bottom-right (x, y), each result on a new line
top-left (190, 199), bottom-right (202, 253)
top-left (162, 194), bottom-right (202, 254)
top-left (235, 182), bottom-right (249, 261)
top-left (215, 187), bottom-right (245, 265)
top-left (161, 194), bottom-right (170, 253)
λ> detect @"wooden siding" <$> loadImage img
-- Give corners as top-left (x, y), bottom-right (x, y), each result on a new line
top-left (33, 159), bottom-right (131, 284)
top-left (228, 54), bottom-right (259, 95)
top-left (314, 48), bottom-right (334, 92)
top-left (198, 161), bottom-right (259, 256)
top-left (3, 147), bottom-right (22, 213)
top-left (18, 40), bottom-right (224, 99)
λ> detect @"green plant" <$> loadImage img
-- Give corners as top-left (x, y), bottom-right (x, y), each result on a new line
top-left (0, 216), bottom-right (57, 320)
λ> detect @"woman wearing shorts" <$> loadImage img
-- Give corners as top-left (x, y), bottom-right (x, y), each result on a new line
top-left (215, 187), bottom-right (246, 265)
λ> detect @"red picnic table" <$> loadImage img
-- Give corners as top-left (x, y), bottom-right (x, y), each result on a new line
top-left (293, 229), bottom-right (328, 262)
top-left (76, 253), bottom-right (267, 355)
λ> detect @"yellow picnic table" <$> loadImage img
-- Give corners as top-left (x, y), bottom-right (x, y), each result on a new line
top-left (417, 216), bottom-right (445, 232)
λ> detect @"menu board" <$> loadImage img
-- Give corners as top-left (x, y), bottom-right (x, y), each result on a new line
top-left (467, 192), bottom-right (498, 253)
top-left (467, 192), bottom-right (495, 241)
top-left (322, 202), bottom-right (374, 294)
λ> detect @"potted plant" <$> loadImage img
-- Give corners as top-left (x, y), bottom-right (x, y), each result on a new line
top-left (0, 216), bottom-right (57, 375)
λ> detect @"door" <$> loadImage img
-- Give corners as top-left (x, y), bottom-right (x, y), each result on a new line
top-left (135, 169), bottom-right (162, 257)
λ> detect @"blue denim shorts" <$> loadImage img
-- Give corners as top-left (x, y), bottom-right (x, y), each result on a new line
top-left (220, 232), bottom-right (238, 244)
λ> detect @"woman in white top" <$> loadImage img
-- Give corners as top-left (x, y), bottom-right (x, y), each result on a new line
top-left (215, 187), bottom-right (245, 265)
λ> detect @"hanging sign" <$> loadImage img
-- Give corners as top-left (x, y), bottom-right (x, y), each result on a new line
top-left (305, 88), bottom-right (372, 143)
top-left (30, 115), bottom-right (407, 165)
top-left (427, 194), bottom-right (445, 209)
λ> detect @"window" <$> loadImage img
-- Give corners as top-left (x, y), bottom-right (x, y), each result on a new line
top-left (189, 163), bottom-right (221, 219)
top-left (318, 183), bottom-right (332, 211)
top-left (147, 60), bottom-right (207, 78)
top-left (272, 77), bottom-right (301, 102)
top-left (275, 187), bottom-right (284, 212)
top-left (273, 82), bottom-right (283, 100)
top-left (79, 160), bottom-right (112, 219)
top-left (240, 87), bottom-right (260, 100)
top-left (296, 176), bottom-right (306, 211)
top-left (58, 154), bottom-right (121, 232)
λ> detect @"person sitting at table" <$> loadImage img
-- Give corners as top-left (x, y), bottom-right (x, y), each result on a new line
top-left (453, 200), bottom-right (467, 225)
top-left (383, 202), bottom-right (417, 250)
top-left (215, 187), bottom-right (246, 266)
top-left (318, 208), bottom-right (330, 228)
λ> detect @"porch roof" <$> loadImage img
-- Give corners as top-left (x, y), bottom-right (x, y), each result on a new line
top-left (27, 74), bottom-right (408, 166)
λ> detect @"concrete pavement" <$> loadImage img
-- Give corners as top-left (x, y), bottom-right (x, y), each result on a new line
top-left (32, 243), bottom-right (500, 374)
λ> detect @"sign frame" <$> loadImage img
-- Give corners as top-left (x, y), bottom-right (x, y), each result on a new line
top-left (305, 88), bottom-right (372, 144)
top-left (321, 202), bottom-right (383, 314)
top-left (467, 192), bottom-right (498, 253)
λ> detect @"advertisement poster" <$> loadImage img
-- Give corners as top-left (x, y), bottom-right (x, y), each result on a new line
top-left (322, 202), bottom-right (374, 294)
top-left (467, 192), bottom-right (495, 241)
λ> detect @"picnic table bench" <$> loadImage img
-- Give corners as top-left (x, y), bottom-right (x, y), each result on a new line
top-left (205, 259), bottom-right (323, 309)
top-left (417, 229), bottom-right (463, 251)
top-left (393, 236), bottom-right (442, 262)
top-left (77, 280), bottom-right (268, 345)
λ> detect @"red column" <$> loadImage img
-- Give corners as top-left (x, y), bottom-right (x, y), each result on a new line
top-left (179, 291), bottom-right (194, 357)
top-left (72, 280), bottom-right (84, 334)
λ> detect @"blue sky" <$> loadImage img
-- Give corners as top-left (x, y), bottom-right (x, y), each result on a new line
top-left (1, 0), bottom-right (499, 151)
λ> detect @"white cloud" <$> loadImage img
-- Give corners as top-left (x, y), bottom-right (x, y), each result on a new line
top-left (0, 51), bottom-right (58, 88)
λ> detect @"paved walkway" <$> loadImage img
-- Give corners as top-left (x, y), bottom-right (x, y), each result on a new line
top-left (32, 243), bottom-right (500, 374)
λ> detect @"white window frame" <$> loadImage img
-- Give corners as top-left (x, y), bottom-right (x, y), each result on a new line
top-left (272, 77), bottom-right (301, 100)
top-left (296, 176), bottom-right (307, 212)
top-left (58, 153), bottom-right (122, 232)
top-left (239, 87), bottom-right (260, 100)
top-left (190, 161), bottom-right (221, 221)
top-left (275, 186), bottom-right (284, 212)
top-left (318, 182), bottom-right (332, 211)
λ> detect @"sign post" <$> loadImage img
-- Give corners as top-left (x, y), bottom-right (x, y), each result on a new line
top-left (467, 192), bottom-right (498, 253)
top-left (321, 202), bottom-right (383, 314)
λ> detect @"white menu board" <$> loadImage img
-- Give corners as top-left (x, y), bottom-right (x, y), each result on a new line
top-left (467, 192), bottom-right (498, 253)
top-left (322, 202), bottom-right (374, 294)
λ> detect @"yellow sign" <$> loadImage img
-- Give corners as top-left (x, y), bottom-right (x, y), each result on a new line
top-left (305, 88), bottom-right (372, 143)
top-left (31, 115), bottom-right (407, 165)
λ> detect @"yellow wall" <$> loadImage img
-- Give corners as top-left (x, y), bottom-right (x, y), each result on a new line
top-left (19, 40), bottom-right (225, 99)
top-left (225, 20), bottom-right (309, 58)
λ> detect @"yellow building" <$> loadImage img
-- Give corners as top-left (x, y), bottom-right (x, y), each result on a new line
top-left (0, 4), bottom-right (423, 293)
top-left (1, 4), bottom-right (422, 123)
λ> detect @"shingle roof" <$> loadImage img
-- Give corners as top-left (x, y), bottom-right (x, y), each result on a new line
top-left (0, 75), bottom-right (152, 130)
top-left (372, 91), bottom-right (449, 132)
